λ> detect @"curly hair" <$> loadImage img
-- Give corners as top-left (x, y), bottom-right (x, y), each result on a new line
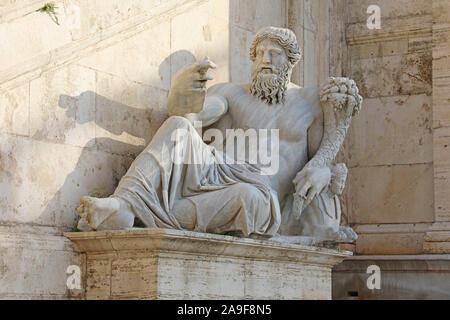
top-left (249, 27), bottom-right (302, 66)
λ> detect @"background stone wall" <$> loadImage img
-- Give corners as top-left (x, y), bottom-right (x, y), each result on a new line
top-left (341, 0), bottom-right (434, 254)
top-left (341, 0), bottom-right (450, 256)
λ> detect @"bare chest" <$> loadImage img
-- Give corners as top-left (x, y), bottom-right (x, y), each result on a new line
top-left (225, 91), bottom-right (317, 143)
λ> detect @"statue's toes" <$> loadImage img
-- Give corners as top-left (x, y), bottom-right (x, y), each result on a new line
top-left (77, 205), bottom-right (89, 221)
top-left (348, 229), bottom-right (358, 240)
top-left (77, 218), bottom-right (93, 232)
top-left (340, 226), bottom-right (358, 241)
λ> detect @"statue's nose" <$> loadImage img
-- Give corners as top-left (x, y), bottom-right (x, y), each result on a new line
top-left (262, 51), bottom-right (271, 64)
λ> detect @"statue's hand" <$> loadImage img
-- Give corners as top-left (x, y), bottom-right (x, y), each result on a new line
top-left (293, 165), bottom-right (331, 209)
top-left (319, 77), bottom-right (363, 121)
top-left (168, 57), bottom-right (217, 116)
top-left (171, 57), bottom-right (217, 92)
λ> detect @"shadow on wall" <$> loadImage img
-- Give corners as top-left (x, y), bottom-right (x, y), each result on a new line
top-left (58, 91), bottom-right (154, 156)
top-left (40, 50), bottom-right (199, 230)
top-left (159, 49), bottom-right (197, 81)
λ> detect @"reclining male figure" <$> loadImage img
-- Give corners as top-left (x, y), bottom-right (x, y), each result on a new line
top-left (77, 27), bottom-right (362, 241)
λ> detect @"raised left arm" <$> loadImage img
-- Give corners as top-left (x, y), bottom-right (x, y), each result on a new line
top-left (307, 77), bottom-right (362, 168)
top-left (293, 77), bottom-right (363, 213)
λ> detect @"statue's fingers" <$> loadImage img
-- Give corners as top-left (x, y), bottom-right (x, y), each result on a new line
top-left (297, 181), bottom-right (311, 198)
top-left (346, 95), bottom-right (360, 117)
top-left (321, 86), bottom-right (340, 95)
top-left (321, 82), bottom-right (336, 90)
top-left (195, 58), bottom-right (217, 73)
top-left (348, 87), bottom-right (356, 96)
top-left (192, 69), bottom-right (215, 79)
top-left (347, 95), bottom-right (357, 107)
top-left (204, 73), bottom-right (214, 80)
top-left (192, 79), bottom-right (208, 88)
top-left (293, 171), bottom-right (305, 184)
top-left (78, 206), bottom-right (87, 220)
top-left (304, 187), bottom-right (318, 208)
top-left (326, 76), bottom-right (337, 85)
top-left (320, 82), bottom-right (334, 92)
top-left (190, 87), bottom-right (207, 93)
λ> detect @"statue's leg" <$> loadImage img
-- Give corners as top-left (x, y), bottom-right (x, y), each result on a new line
top-left (76, 115), bottom-right (203, 230)
top-left (76, 196), bottom-right (134, 230)
top-left (171, 182), bottom-right (278, 237)
top-left (96, 199), bottom-right (135, 230)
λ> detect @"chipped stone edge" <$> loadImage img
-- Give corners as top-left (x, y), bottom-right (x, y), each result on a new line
top-left (64, 229), bottom-right (351, 267)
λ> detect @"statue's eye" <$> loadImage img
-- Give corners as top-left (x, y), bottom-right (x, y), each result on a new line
top-left (271, 50), bottom-right (281, 56)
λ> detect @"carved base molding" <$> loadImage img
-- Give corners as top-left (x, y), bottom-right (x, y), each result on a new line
top-left (424, 231), bottom-right (450, 253)
top-left (65, 229), bottom-right (350, 300)
top-left (354, 223), bottom-right (450, 255)
top-left (332, 254), bottom-right (450, 299)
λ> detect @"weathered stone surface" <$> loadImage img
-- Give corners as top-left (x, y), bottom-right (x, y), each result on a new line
top-left (69, 0), bottom-right (161, 39)
top-left (85, 258), bottom-right (111, 299)
top-left (333, 255), bottom-right (450, 299)
top-left (66, 229), bottom-right (350, 299)
top-left (303, 29), bottom-right (320, 87)
top-left (432, 0), bottom-right (450, 224)
top-left (434, 165), bottom-right (450, 222)
top-left (346, 164), bottom-right (434, 225)
top-left (342, 0), bottom-right (438, 259)
top-left (424, 231), bottom-right (450, 253)
top-left (94, 72), bottom-right (168, 157)
top-left (29, 64), bottom-right (96, 147)
top-left (229, 0), bottom-right (286, 85)
top-left (349, 52), bottom-right (432, 98)
top-left (170, 0), bottom-right (230, 85)
top-left (0, 134), bottom-right (132, 227)
top-left (0, 83), bottom-right (29, 136)
top-left (433, 77), bottom-right (450, 124)
top-left (355, 233), bottom-right (425, 255)
top-left (229, 25), bottom-right (254, 84)
top-left (347, 0), bottom-right (431, 24)
top-left (230, 0), bottom-right (285, 33)
top-left (349, 39), bottom-right (409, 60)
top-left (433, 126), bottom-right (450, 168)
top-left (346, 14), bottom-right (432, 45)
top-left (78, 21), bottom-right (171, 90)
top-left (433, 0), bottom-right (450, 28)
top-left (0, 6), bottom-right (72, 72)
top-left (0, 227), bottom-right (84, 299)
top-left (346, 94), bottom-right (432, 167)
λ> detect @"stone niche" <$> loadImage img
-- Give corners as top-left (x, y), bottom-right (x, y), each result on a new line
top-left (65, 229), bottom-right (350, 299)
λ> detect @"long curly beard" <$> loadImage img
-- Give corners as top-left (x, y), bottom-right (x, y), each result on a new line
top-left (250, 63), bottom-right (291, 105)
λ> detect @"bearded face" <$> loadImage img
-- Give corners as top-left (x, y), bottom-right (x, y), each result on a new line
top-left (250, 38), bottom-right (292, 105)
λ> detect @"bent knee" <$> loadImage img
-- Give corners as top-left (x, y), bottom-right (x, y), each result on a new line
top-left (232, 183), bottom-right (264, 203)
top-left (163, 116), bottom-right (192, 130)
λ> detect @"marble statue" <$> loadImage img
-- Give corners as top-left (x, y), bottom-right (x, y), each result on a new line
top-left (76, 26), bottom-right (363, 242)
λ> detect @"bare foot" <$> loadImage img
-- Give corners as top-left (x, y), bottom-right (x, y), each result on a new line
top-left (77, 196), bottom-right (120, 230)
top-left (76, 217), bottom-right (93, 232)
top-left (333, 226), bottom-right (358, 242)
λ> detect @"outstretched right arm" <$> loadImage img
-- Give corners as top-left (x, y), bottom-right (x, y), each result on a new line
top-left (167, 57), bottom-right (228, 127)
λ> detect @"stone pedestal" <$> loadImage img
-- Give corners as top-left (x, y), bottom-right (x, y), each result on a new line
top-left (65, 229), bottom-right (350, 299)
